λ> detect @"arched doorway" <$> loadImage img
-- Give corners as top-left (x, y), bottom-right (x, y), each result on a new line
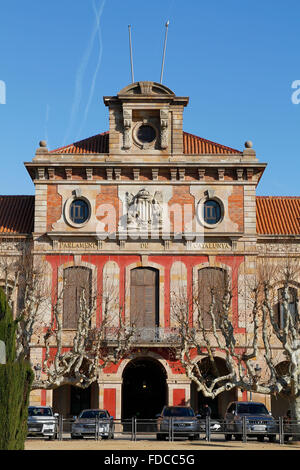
top-left (122, 357), bottom-right (167, 419)
top-left (191, 357), bottom-right (237, 418)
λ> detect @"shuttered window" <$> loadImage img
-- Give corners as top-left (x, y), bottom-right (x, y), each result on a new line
top-left (198, 268), bottom-right (227, 329)
top-left (130, 268), bottom-right (159, 328)
top-left (63, 267), bottom-right (92, 329)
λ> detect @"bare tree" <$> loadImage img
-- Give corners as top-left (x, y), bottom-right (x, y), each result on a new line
top-left (0, 248), bottom-right (135, 391)
top-left (171, 256), bottom-right (300, 423)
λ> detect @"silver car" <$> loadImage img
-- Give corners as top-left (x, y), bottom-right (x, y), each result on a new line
top-left (156, 406), bottom-right (200, 440)
top-left (27, 406), bottom-right (58, 440)
top-left (71, 409), bottom-right (114, 439)
top-left (224, 401), bottom-right (277, 442)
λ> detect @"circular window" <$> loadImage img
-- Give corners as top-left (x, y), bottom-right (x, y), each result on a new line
top-left (202, 199), bottom-right (222, 225)
top-left (136, 124), bottom-right (156, 143)
top-left (69, 199), bottom-right (90, 225)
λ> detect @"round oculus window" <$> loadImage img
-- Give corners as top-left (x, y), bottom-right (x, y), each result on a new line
top-left (69, 199), bottom-right (90, 225)
top-left (136, 124), bottom-right (156, 143)
top-left (202, 199), bottom-right (222, 225)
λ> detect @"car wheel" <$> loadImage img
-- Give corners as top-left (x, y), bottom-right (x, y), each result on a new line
top-left (193, 434), bottom-right (200, 440)
top-left (234, 434), bottom-right (242, 441)
top-left (225, 434), bottom-right (232, 441)
top-left (268, 435), bottom-right (276, 442)
top-left (188, 436), bottom-right (194, 441)
top-left (257, 436), bottom-right (264, 442)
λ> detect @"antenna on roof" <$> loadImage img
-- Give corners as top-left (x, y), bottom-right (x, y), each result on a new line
top-left (160, 20), bottom-right (170, 84)
top-left (128, 25), bottom-right (135, 83)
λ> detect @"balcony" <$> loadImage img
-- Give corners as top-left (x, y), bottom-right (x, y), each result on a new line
top-left (103, 326), bottom-right (181, 346)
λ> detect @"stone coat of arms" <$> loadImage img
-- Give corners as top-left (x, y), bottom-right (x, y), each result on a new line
top-left (125, 188), bottom-right (163, 230)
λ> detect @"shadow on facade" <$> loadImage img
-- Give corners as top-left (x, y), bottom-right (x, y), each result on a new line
top-left (52, 382), bottom-right (99, 418)
top-left (190, 357), bottom-right (237, 418)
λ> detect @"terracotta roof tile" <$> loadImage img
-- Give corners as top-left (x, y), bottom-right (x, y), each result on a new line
top-left (183, 132), bottom-right (242, 155)
top-left (50, 131), bottom-right (242, 155)
top-left (0, 196), bottom-right (34, 234)
top-left (256, 196), bottom-right (300, 235)
top-left (50, 131), bottom-right (109, 154)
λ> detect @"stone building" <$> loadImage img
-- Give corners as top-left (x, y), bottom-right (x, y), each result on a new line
top-left (0, 81), bottom-right (299, 419)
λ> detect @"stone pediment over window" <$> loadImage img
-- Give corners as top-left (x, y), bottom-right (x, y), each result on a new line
top-left (118, 81), bottom-right (175, 96)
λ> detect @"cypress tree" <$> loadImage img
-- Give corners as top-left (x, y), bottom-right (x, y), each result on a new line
top-left (0, 288), bottom-right (34, 450)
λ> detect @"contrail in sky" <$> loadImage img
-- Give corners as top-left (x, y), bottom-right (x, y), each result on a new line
top-left (63, 0), bottom-right (106, 146)
top-left (77, 0), bottom-right (105, 139)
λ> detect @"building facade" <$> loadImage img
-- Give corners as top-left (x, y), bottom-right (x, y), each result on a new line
top-left (0, 81), bottom-right (299, 419)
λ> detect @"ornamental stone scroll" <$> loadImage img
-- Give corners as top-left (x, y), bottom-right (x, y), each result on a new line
top-left (160, 109), bottom-right (169, 149)
top-left (123, 108), bottom-right (132, 150)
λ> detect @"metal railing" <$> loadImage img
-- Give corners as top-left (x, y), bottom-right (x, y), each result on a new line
top-left (27, 415), bottom-right (300, 444)
top-left (104, 326), bottom-right (180, 344)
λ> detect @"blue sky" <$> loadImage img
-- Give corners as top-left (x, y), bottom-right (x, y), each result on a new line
top-left (0, 0), bottom-right (299, 196)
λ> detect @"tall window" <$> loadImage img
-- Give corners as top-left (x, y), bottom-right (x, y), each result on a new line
top-left (278, 287), bottom-right (297, 329)
top-left (130, 268), bottom-right (159, 329)
top-left (198, 267), bottom-right (227, 329)
top-left (63, 267), bottom-right (92, 329)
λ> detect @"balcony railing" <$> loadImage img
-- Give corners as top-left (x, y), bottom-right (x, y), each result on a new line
top-left (103, 326), bottom-right (180, 344)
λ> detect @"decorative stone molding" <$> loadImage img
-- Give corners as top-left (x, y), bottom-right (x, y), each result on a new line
top-left (106, 168), bottom-right (113, 181)
top-left (152, 168), bottom-right (159, 181)
top-left (123, 108), bottom-right (132, 150)
top-left (65, 168), bottom-right (72, 180)
top-left (48, 168), bottom-right (55, 180)
top-left (246, 168), bottom-right (254, 180)
top-left (198, 169), bottom-right (205, 181)
top-left (160, 109), bottom-right (169, 149)
top-left (170, 168), bottom-right (177, 181)
top-left (218, 168), bottom-right (225, 181)
top-left (236, 168), bottom-right (244, 181)
top-left (86, 168), bottom-right (93, 180)
top-left (139, 81), bottom-right (153, 94)
top-left (133, 168), bottom-right (140, 181)
top-left (37, 167), bottom-right (45, 180)
top-left (114, 168), bottom-right (121, 180)
top-left (126, 188), bottom-right (162, 230)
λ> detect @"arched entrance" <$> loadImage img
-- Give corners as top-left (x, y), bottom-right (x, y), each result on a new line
top-left (122, 357), bottom-right (167, 419)
top-left (191, 357), bottom-right (237, 418)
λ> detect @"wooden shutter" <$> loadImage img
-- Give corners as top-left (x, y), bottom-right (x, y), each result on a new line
top-left (198, 268), bottom-right (226, 329)
top-left (130, 268), bottom-right (158, 328)
top-left (63, 267), bottom-right (91, 329)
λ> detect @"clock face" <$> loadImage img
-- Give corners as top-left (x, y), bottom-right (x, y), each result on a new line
top-left (136, 124), bottom-right (156, 143)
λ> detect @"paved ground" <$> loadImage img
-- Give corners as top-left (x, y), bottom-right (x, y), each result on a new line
top-left (25, 436), bottom-right (300, 451)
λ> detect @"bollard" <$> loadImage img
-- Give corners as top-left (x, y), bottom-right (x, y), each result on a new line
top-left (206, 416), bottom-right (211, 442)
top-left (58, 414), bottom-right (63, 441)
top-left (279, 417), bottom-right (284, 445)
top-left (242, 416), bottom-right (247, 443)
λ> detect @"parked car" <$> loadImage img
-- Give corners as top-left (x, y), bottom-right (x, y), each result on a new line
top-left (27, 406), bottom-right (58, 440)
top-left (224, 401), bottom-right (277, 442)
top-left (156, 406), bottom-right (200, 440)
top-left (71, 409), bottom-right (114, 439)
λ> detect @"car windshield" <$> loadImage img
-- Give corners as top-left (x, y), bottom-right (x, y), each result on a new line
top-left (163, 407), bottom-right (195, 417)
top-left (79, 410), bottom-right (107, 419)
top-left (28, 407), bottom-right (53, 417)
top-left (236, 404), bottom-right (269, 415)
